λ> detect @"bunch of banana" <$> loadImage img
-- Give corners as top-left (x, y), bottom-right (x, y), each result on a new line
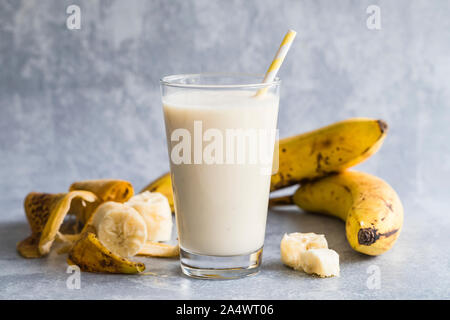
top-left (18, 179), bottom-right (178, 274)
top-left (143, 118), bottom-right (403, 256)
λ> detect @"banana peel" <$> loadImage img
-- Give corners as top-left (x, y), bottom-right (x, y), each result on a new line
top-left (142, 118), bottom-right (388, 210)
top-left (17, 234), bottom-right (41, 258)
top-left (17, 191), bottom-right (97, 258)
top-left (69, 179), bottom-right (135, 224)
top-left (67, 232), bottom-right (145, 274)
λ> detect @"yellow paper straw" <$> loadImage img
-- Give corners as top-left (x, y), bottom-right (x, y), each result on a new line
top-left (255, 29), bottom-right (297, 96)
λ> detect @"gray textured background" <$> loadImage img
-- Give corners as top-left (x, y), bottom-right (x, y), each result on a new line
top-left (1, 0), bottom-right (449, 299)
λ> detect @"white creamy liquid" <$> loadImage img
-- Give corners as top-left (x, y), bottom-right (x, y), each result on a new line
top-left (163, 90), bottom-right (279, 256)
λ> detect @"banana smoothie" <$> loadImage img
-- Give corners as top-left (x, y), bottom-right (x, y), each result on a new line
top-left (162, 89), bottom-right (279, 256)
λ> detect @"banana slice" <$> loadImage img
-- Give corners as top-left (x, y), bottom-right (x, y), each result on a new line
top-left (137, 241), bottom-right (179, 258)
top-left (300, 248), bottom-right (340, 277)
top-left (280, 232), bottom-right (328, 270)
top-left (92, 202), bottom-right (147, 258)
top-left (126, 191), bottom-right (172, 242)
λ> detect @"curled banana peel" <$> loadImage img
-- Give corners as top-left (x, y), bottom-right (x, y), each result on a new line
top-left (17, 191), bottom-right (97, 258)
top-left (67, 232), bottom-right (145, 274)
top-left (137, 241), bottom-right (179, 258)
top-left (142, 118), bottom-right (388, 209)
top-left (69, 179), bottom-right (135, 224)
top-left (271, 171), bottom-right (403, 256)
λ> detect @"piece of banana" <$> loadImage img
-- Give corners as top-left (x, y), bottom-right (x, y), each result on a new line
top-left (126, 191), bottom-right (172, 242)
top-left (142, 118), bottom-right (387, 207)
top-left (140, 173), bottom-right (174, 212)
top-left (272, 171), bottom-right (403, 256)
top-left (280, 233), bottom-right (328, 270)
top-left (137, 241), bottom-right (179, 258)
top-left (68, 232), bottom-right (145, 274)
top-left (300, 249), bottom-right (340, 278)
top-left (91, 202), bottom-right (147, 258)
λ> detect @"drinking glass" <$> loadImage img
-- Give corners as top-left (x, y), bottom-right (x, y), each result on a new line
top-left (160, 73), bottom-right (280, 279)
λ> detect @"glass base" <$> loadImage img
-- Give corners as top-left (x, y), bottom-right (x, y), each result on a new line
top-left (180, 247), bottom-right (263, 280)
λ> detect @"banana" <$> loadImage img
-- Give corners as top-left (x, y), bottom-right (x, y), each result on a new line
top-left (142, 118), bottom-right (387, 206)
top-left (137, 241), bottom-right (179, 258)
top-left (272, 171), bottom-right (403, 256)
top-left (91, 202), bottom-right (147, 258)
top-left (126, 191), bottom-right (172, 242)
top-left (300, 249), bottom-right (340, 277)
top-left (69, 179), bottom-right (135, 224)
top-left (68, 232), bottom-right (145, 274)
top-left (271, 118), bottom-right (387, 190)
top-left (280, 233), bottom-right (328, 270)
top-left (70, 179), bottom-right (134, 202)
top-left (140, 173), bottom-right (174, 212)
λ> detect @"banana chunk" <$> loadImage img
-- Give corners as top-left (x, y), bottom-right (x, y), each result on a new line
top-left (280, 232), bottom-right (328, 270)
top-left (92, 202), bottom-right (147, 258)
top-left (137, 241), bottom-right (179, 258)
top-left (300, 249), bottom-right (340, 277)
top-left (126, 191), bottom-right (172, 242)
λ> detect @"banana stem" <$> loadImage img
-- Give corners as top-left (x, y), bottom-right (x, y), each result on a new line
top-left (269, 195), bottom-right (294, 206)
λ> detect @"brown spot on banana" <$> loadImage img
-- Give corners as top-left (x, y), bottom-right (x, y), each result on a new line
top-left (321, 139), bottom-right (332, 148)
top-left (316, 152), bottom-right (323, 173)
top-left (358, 227), bottom-right (400, 246)
top-left (377, 120), bottom-right (388, 133)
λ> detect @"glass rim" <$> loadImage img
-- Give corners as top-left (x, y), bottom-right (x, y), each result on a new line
top-left (160, 72), bottom-right (281, 89)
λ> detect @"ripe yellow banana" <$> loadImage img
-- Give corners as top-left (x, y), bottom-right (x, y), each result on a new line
top-left (271, 171), bottom-right (403, 256)
top-left (142, 118), bottom-right (387, 208)
top-left (271, 118), bottom-right (387, 190)
top-left (67, 232), bottom-right (145, 274)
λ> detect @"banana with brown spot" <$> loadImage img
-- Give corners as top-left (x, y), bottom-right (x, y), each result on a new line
top-left (271, 171), bottom-right (403, 256)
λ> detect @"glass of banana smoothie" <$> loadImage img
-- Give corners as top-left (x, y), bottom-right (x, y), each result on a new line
top-left (160, 73), bottom-right (280, 279)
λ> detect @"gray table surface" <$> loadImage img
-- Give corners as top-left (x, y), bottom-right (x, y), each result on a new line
top-left (1, 186), bottom-right (449, 300)
top-left (1, 0), bottom-right (450, 300)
